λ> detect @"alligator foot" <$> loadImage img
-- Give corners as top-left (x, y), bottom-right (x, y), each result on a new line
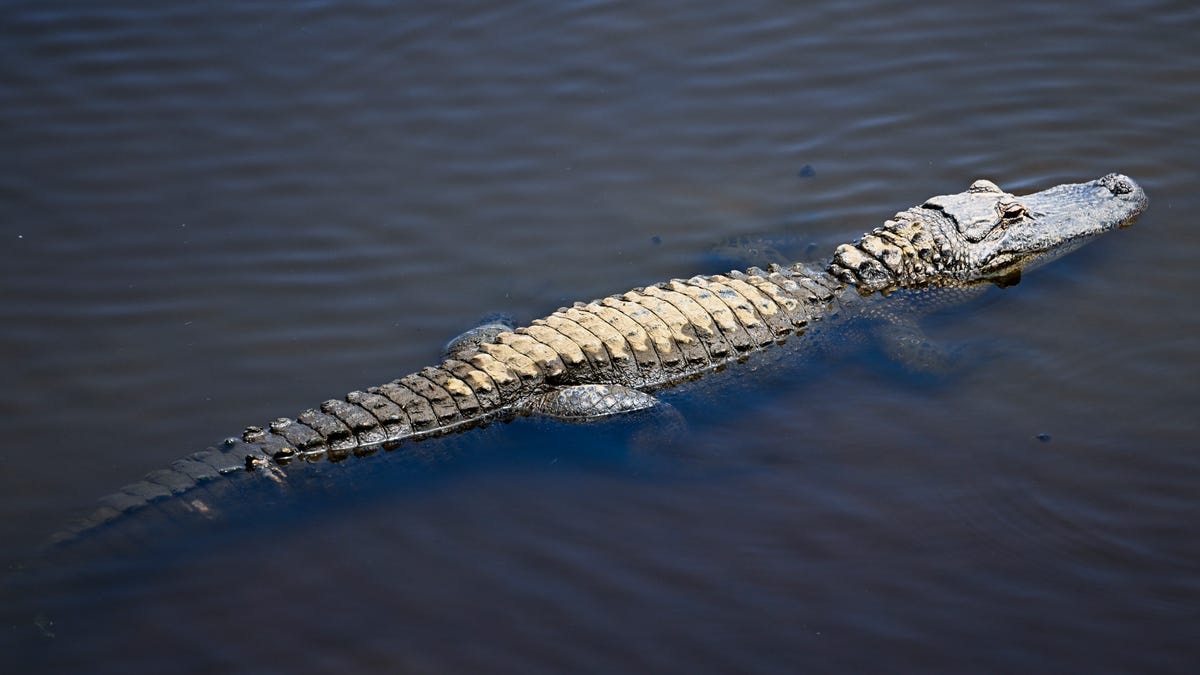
top-left (443, 314), bottom-right (516, 360)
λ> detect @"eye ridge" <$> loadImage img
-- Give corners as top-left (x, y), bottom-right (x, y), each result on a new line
top-left (997, 199), bottom-right (1028, 223)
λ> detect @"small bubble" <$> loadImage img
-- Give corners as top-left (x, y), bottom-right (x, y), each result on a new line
top-left (797, 164), bottom-right (816, 178)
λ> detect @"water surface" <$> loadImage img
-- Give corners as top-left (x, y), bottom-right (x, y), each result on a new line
top-left (2, 1), bottom-right (1198, 672)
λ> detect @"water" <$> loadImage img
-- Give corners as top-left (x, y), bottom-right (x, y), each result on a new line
top-left (2, 0), bottom-right (1197, 672)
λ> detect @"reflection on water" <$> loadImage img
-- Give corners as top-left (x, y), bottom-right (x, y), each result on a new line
top-left (2, 0), bottom-right (1198, 672)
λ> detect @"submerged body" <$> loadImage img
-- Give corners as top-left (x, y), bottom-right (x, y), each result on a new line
top-left (53, 174), bottom-right (1146, 544)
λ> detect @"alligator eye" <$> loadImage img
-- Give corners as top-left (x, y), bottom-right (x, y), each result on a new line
top-left (998, 199), bottom-right (1027, 222)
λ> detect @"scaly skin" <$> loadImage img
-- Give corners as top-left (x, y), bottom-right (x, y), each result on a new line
top-left (51, 173), bottom-right (1146, 545)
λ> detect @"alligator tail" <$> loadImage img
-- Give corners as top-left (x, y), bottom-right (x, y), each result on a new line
top-left (47, 263), bottom-right (841, 549)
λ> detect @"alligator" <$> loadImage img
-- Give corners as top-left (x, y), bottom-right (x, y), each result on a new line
top-left (50, 173), bottom-right (1146, 545)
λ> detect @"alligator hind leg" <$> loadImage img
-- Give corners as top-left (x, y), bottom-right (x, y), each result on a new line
top-left (443, 314), bottom-right (515, 360)
top-left (522, 384), bottom-right (659, 421)
top-left (524, 384), bottom-right (688, 456)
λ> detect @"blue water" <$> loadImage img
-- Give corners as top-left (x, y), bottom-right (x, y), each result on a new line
top-left (2, 1), bottom-right (1198, 672)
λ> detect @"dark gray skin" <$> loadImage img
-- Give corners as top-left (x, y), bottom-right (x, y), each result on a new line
top-left (49, 173), bottom-right (1146, 546)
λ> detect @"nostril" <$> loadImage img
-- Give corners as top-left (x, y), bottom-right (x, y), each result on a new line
top-left (1099, 173), bottom-right (1134, 195)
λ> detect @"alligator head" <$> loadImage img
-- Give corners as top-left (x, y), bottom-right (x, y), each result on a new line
top-left (830, 173), bottom-right (1147, 294)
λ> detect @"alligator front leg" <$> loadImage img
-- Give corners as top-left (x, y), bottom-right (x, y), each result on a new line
top-left (874, 317), bottom-right (941, 372)
top-left (870, 286), bottom-right (992, 376)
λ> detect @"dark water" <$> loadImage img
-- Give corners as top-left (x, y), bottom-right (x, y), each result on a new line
top-left (2, 0), bottom-right (1198, 672)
